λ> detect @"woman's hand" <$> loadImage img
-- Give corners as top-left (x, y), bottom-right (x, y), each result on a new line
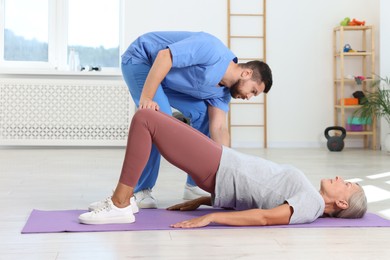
top-left (166, 199), bottom-right (202, 211)
top-left (139, 98), bottom-right (160, 111)
top-left (167, 196), bottom-right (212, 211)
top-left (170, 214), bottom-right (214, 228)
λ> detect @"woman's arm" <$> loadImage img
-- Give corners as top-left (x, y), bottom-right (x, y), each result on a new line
top-left (170, 203), bottom-right (293, 228)
top-left (139, 48), bottom-right (173, 110)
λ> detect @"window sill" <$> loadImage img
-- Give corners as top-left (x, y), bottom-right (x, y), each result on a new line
top-left (0, 68), bottom-right (122, 77)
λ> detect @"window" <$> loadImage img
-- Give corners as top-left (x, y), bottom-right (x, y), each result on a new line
top-left (3, 0), bottom-right (48, 62)
top-left (68, 0), bottom-right (120, 68)
top-left (0, 0), bottom-right (121, 70)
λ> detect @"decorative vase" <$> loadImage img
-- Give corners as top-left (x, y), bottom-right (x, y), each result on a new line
top-left (385, 133), bottom-right (390, 153)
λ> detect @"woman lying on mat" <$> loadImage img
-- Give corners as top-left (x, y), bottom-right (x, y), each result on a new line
top-left (79, 109), bottom-right (367, 227)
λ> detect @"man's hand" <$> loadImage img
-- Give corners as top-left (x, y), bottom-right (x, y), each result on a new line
top-left (139, 98), bottom-right (160, 110)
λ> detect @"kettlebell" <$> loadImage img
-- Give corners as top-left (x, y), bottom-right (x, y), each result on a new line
top-left (324, 126), bottom-right (346, 152)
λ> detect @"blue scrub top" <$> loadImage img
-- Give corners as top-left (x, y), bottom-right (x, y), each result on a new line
top-left (122, 31), bottom-right (237, 112)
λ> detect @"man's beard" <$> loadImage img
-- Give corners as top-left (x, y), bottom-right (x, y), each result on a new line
top-left (229, 80), bottom-right (241, 98)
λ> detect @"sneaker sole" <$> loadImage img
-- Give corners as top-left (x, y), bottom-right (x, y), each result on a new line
top-left (88, 205), bottom-right (139, 213)
top-left (79, 215), bottom-right (135, 225)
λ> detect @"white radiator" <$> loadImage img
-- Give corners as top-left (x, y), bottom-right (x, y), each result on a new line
top-left (0, 78), bottom-right (133, 146)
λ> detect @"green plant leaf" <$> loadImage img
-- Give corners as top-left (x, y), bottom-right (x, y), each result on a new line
top-left (353, 76), bottom-right (390, 126)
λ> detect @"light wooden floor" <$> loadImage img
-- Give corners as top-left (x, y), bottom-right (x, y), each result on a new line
top-left (1, 147), bottom-right (390, 260)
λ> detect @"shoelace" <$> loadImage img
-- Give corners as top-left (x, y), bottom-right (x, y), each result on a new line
top-left (137, 189), bottom-right (153, 200)
top-left (92, 196), bottom-right (111, 207)
top-left (92, 200), bottom-right (112, 214)
top-left (101, 196), bottom-right (112, 203)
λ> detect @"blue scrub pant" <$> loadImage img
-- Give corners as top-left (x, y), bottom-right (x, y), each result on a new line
top-left (121, 61), bottom-right (210, 192)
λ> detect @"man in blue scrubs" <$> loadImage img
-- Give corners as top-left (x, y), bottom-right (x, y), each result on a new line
top-left (121, 31), bottom-right (273, 208)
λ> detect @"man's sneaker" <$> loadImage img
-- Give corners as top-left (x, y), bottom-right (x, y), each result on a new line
top-left (88, 196), bottom-right (139, 213)
top-left (79, 199), bottom-right (135, 225)
top-left (134, 189), bottom-right (158, 208)
top-left (183, 183), bottom-right (210, 200)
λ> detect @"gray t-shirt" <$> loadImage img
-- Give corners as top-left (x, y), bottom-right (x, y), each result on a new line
top-left (213, 147), bottom-right (325, 224)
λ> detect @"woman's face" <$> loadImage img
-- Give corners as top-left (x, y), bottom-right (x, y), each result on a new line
top-left (320, 176), bottom-right (361, 201)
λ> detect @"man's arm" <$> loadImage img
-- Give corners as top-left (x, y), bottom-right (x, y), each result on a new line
top-left (170, 204), bottom-right (293, 228)
top-left (208, 106), bottom-right (230, 147)
top-left (139, 48), bottom-right (173, 110)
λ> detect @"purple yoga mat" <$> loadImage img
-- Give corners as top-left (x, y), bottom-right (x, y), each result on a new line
top-left (21, 208), bottom-right (390, 234)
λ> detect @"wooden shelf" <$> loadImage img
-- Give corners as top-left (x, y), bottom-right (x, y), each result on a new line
top-left (334, 26), bottom-right (373, 31)
top-left (347, 131), bottom-right (374, 136)
top-left (334, 78), bottom-right (374, 83)
top-left (334, 52), bottom-right (373, 56)
top-left (335, 105), bottom-right (361, 109)
top-left (333, 25), bottom-right (377, 149)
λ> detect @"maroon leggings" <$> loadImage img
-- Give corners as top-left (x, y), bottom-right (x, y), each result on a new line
top-left (119, 109), bottom-right (222, 193)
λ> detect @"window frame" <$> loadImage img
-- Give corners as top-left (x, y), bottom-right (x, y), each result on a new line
top-left (0, 0), bottom-right (122, 73)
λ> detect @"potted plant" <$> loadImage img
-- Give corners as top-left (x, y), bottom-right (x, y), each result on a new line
top-left (354, 76), bottom-right (390, 152)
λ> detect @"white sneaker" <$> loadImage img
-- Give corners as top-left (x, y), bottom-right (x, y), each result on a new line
top-left (88, 196), bottom-right (139, 214)
top-left (183, 184), bottom-right (210, 200)
top-left (134, 189), bottom-right (158, 208)
top-left (79, 199), bottom-right (135, 225)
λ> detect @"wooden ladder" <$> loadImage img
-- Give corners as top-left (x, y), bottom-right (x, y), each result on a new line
top-left (227, 0), bottom-right (268, 147)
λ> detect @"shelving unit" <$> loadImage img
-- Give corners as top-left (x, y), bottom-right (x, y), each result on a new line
top-left (333, 25), bottom-right (376, 149)
top-left (227, 0), bottom-right (267, 147)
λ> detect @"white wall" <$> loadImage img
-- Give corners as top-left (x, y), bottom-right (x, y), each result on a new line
top-left (266, 0), bottom-right (380, 147)
top-left (1, 0), bottom-right (382, 148)
top-left (380, 0), bottom-right (390, 147)
top-left (122, 0), bottom-right (227, 47)
top-left (123, 0), bottom-right (380, 148)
